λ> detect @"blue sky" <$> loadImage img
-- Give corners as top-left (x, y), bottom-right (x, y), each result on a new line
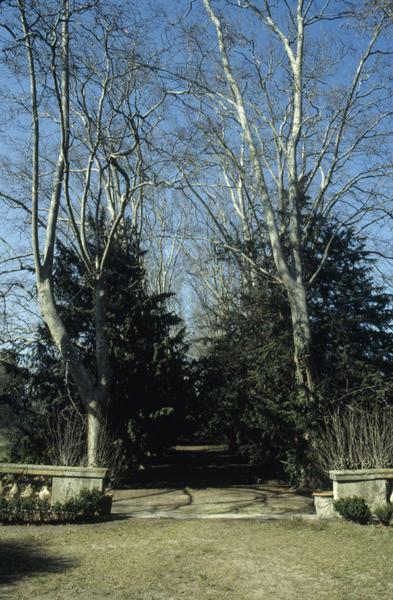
top-left (0, 0), bottom-right (392, 347)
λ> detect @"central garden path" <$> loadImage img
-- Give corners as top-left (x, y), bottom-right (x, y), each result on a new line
top-left (112, 445), bottom-right (315, 519)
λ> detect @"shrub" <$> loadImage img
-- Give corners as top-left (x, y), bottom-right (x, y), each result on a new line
top-left (0, 488), bottom-right (111, 523)
top-left (0, 496), bottom-right (50, 522)
top-left (374, 503), bottom-right (393, 526)
top-left (311, 405), bottom-right (393, 473)
top-left (333, 496), bottom-right (371, 524)
top-left (62, 488), bottom-right (110, 519)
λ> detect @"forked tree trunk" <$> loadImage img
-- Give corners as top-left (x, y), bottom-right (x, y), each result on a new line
top-left (20, 0), bottom-right (153, 467)
top-left (38, 276), bottom-right (106, 466)
top-left (37, 277), bottom-right (95, 401)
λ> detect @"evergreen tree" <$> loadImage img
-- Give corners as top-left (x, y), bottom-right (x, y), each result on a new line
top-left (7, 228), bottom-right (192, 466)
top-left (196, 221), bottom-right (393, 480)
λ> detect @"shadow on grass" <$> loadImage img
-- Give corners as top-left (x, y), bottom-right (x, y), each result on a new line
top-left (0, 539), bottom-right (78, 589)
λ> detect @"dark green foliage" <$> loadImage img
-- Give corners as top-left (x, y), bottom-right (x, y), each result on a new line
top-left (374, 503), bottom-right (393, 526)
top-left (0, 496), bottom-right (50, 522)
top-left (195, 278), bottom-right (297, 472)
top-left (0, 349), bottom-right (47, 463)
top-left (333, 496), bottom-right (371, 524)
top-left (5, 224), bottom-right (192, 467)
top-left (195, 221), bottom-right (393, 480)
top-left (0, 489), bottom-right (110, 523)
top-left (7, 497), bottom-right (49, 515)
top-left (55, 488), bottom-right (111, 519)
top-left (308, 225), bottom-right (393, 392)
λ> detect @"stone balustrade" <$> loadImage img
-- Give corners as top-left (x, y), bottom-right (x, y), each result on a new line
top-left (0, 463), bottom-right (108, 503)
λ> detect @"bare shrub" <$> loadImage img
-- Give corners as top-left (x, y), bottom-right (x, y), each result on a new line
top-left (47, 408), bottom-right (123, 483)
top-left (95, 422), bottom-right (124, 487)
top-left (310, 404), bottom-right (393, 474)
top-left (47, 407), bottom-right (86, 466)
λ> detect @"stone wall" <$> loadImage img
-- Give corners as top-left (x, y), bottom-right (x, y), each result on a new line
top-left (329, 469), bottom-right (393, 512)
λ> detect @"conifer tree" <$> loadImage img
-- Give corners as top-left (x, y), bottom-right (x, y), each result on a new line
top-left (7, 226), bottom-right (192, 466)
top-left (196, 221), bottom-right (393, 478)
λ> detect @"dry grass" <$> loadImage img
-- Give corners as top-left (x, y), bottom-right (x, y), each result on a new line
top-left (1, 517), bottom-right (393, 599)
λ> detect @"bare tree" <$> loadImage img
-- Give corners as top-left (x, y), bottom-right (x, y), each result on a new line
top-left (180, 0), bottom-right (393, 397)
top-left (0, 0), bottom-right (182, 465)
top-left (144, 192), bottom-right (188, 302)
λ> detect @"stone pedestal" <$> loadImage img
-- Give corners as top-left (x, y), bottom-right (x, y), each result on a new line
top-left (51, 471), bottom-right (106, 504)
top-left (313, 491), bottom-right (336, 518)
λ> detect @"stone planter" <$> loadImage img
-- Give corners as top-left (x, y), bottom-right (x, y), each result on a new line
top-left (329, 469), bottom-right (393, 512)
top-left (312, 491), bottom-right (336, 518)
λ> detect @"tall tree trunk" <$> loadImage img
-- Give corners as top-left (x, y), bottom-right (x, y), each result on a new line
top-left (287, 282), bottom-right (317, 398)
top-left (37, 277), bottom-right (95, 403)
top-left (87, 399), bottom-right (101, 467)
top-left (90, 276), bottom-right (111, 466)
top-left (19, 0), bottom-right (160, 467)
top-left (94, 277), bottom-right (111, 403)
top-left (38, 275), bottom-right (107, 467)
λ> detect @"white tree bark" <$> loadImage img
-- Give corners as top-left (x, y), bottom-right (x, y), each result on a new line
top-left (202, 0), bottom-right (314, 390)
top-left (15, 0), bottom-right (178, 464)
top-left (198, 0), bottom-right (392, 395)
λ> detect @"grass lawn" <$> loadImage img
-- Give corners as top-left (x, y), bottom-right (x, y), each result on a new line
top-left (1, 517), bottom-right (393, 599)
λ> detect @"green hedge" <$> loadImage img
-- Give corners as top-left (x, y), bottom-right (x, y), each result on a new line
top-left (0, 488), bottom-right (112, 523)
